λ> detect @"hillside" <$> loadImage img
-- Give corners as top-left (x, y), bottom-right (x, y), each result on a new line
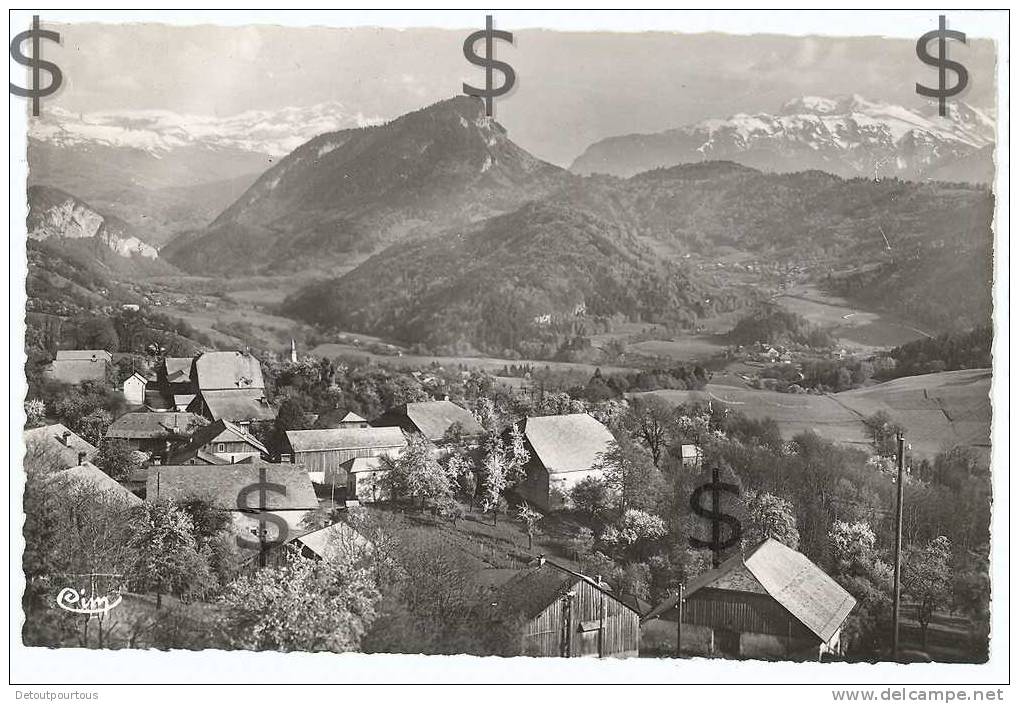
top-left (571, 95), bottom-right (995, 182)
top-left (162, 96), bottom-right (568, 274)
top-left (635, 368), bottom-right (991, 461)
top-left (282, 201), bottom-right (749, 358)
top-left (27, 185), bottom-right (178, 278)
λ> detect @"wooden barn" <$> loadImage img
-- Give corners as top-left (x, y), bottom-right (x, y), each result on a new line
top-left (514, 413), bottom-right (615, 511)
top-left (645, 539), bottom-right (857, 661)
top-left (492, 557), bottom-right (640, 658)
top-left (282, 427), bottom-right (407, 484)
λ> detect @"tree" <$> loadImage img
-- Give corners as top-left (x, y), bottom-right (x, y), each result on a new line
top-left (24, 399), bottom-right (46, 428)
top-left (478, 450), bottom-right (508, 525)
top-left (622, 395), bottom-right (676, 467)
top-left (828, 521), bottom-right (894, 660)
top-left (379, 434), bottom-right (452, 511)
top-left (742, 490), bottom-right (800, 549)
top-left (75, 316), bottom-right (119, 351)
top-left (218, 548), bottom-right (379, 652)
top-left (863, 411), bottom-right (905, 457)
top-left (93, 438), bottom-right (141, 480)
top-left (74, 409), bottom-right (112, 446)
top-left (597, 436), bottom-right (663, 514)
top-left (601, 509), bottom-right (667, 561)
top-left (569, 476), bottom-right (611, 519)
top-left (904, 535), bottom-right (953, 650)
top-left (127, 501), bottom-right (215, 609)
top-left (517, 502), bottom-right (541, 550)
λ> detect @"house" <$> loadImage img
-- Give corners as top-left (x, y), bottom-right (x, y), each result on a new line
top-left (515, 413), bottom-right (614, 511)
top-left (282, 427), bottom-right (406, 484)
top-left (373, 399), bottom-right (484, 443)
top-left (122, 372), bottom-right (148, 405)
top-left (313, 409), bottom-right (369, 429)
top-left (44, 350), bottom-right (112, 385)
top-left (105, 411), bottom-right (204, 459)
top-left (48, 462), bottom-right (142, 506)
top-left (166, 418), bottom-right (268, 465)
top-left (238, 519), bottom-right (374, 576)
top-left (490, 558), bottom-right (641, 658)
top-left (145, 463), bottom-right (317, 553)
top-left (24, 423), bottom-right (98, 469)
top-left (645, 539), bottom-right (857, 661)
top-left (186, 351), bottom-right (274, 426)
top-left (345, 456), bottom-right (389, 502)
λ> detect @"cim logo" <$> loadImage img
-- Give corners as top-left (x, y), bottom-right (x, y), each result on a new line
top-left (55, 584), bottom-right (122, 617)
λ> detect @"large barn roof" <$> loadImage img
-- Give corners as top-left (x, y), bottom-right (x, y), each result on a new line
top-left (523, 413), bottom-right (614, 474)
top-left (683, 539), bottom-right (857, 642)
top-left (194, 351), bottom-right (265, 391)
top-left (286, 427), bottom-right (406, 453)
top-left (107, 412), bottom-right (204, 440)
top-left (146, 462), bottom-right (317, 511)
top-left (403, 400), bottom-right (484, 440)
top-left (197, 389), bottom-right (275, 422)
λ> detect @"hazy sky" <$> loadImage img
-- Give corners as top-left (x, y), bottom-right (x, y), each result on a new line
top-left (36, 22), bottom-right (997, 166)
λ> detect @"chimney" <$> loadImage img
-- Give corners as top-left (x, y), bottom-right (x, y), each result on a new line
top-left (59, 431), bottom-right (71, 446)
top-left (77, 451), bottom-right (86, 465)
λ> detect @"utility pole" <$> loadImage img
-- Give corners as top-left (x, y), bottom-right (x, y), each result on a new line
top-left (675, 583), bottom-right (684, 659)
top-left (891, 432), bottom-right (906, 661)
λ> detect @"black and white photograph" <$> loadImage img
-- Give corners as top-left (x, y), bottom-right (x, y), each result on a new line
top-left (7, 8), bottom-right (1010, 694)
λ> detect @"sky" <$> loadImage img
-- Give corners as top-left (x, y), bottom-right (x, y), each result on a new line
top-left (32, 21), bottom-right (998, 166)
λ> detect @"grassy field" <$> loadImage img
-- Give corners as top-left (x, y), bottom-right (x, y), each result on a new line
top-left (634, 369), bottom-right (991, 460)
top-left (777, 284), bottom-right (930, 351)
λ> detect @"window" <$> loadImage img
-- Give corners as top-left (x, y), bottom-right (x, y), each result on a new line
top-left (217, 443), bottom-right (226, 452)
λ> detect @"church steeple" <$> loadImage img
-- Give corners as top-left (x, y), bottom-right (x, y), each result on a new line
top-left (290, 337), bottom-right (298, 363)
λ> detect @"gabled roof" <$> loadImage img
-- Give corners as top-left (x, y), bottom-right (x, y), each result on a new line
top-left (55, 349), bottom-right (112, 363)
top-left (286, 427), bottom-right (406, 453)
top-left (522, 414), bottom-right (614, 474)
top-left (342, 456), bottom-right (387, 474)
top-left (403, 400), bottom-right (484, 440)
top-left (493, 559), bottom-right (640, 620)
top-left (146, 462), bottom-right (317, 511)
top-left (124, 372), bottom-right (147, 384)
top-left (292, 521), bottom-right (372, 560)
top-left (194, 351), bottom-right (265, 391)
top-left (166, 418), bottom-right (267, 463)
top-left (195, 389), bottom-right (275, 422)
top-left (49, 462), bottom-right (142, 505)
top-left (313, 408), bottom-right (367, 428)
top-left (341, 411), bottom-right (366, 424)
top-left (681, 539), bottom-right (857, 642)
top-left (24, 423), bottom-right (98, 468)
top-left (106, 412), bottom-right (204, 440)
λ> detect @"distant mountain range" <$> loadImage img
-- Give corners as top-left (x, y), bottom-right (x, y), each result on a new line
top-left (571, 95), bottom-right (995, 183)
top-left (27, 102), bottom-right (381, 245)
top-left (161, 96), bottom-right (567, 274)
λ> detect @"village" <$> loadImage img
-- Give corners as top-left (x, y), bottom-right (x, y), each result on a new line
top-left (22, 334), bottom-right (988, 663)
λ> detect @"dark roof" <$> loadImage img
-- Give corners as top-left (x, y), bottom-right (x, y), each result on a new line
top-left (144, 390), bottom-right (173, 411)
top-left (106, 412), bottom-right (204, 440)
top-left (286, 427), bottom-right (406, 453)
top-left (649, 539), bottom-right (857, 642)
top-left (195, 389), bottom-right (275, 422)
top-left (493, 559), bottom-right (640, 620)
top-left (403, 400), bottom-right (484, 440)
top-left (166, 418), bottom-right (267, 462)
top-left (522, 414), bottom-right (614, 474)
top-left (145, 462), bottom-right (317, 511)
top-left (163, 357), bottom-right (194, 382)
top-left (194, 351), bottom-right (265, 391)
top-left (24, 424), bottom-right (98, 468)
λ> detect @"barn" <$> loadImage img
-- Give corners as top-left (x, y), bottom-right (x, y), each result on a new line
top-left (492, 557), bottom-right (641, 658)
top-left (646, 538), bottom-right (857, 661)
top-left (514, 413), bottom-right (614, 511)
top-left (373, 399), bottom-right (484, 444)
top-left (282, 427), bottom-right (407, 484)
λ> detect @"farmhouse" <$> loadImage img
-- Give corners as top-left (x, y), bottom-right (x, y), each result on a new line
top-left (646, 538), bottom-right (857, 661)
top-left (122, 372), bottom-right (148, 406)
top-left (105, 411), bottom-right (205, 459)
top-left (24, 423), bottom-right (98, 469)
top-left (491, 558), bottom-right (641, 658)
top-left (166, 418), bottom-right (268, 465)
top-left (514, 413), bottom-right (614, 511)
top-left (184, 351), bottom-right (274, 426)
top-left (44, 349), bottom-right (112, 385)
top-left (344, 456), bottom-right (389, 502)
top-left (146, 463), bottom-right (318, 552)
top-left (373, 399), bottom-right (484, 443)
top-left (282, 427), bottom-right (406, 484)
